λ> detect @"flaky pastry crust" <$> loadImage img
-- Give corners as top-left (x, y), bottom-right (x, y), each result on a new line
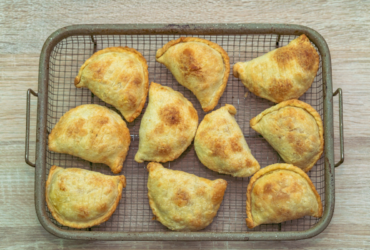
top-left (135, 82), bottom-right (198, 163)
top-left (75, 46), bottom-right (149, 122)
top-left (246, 164), bottom-right (323, 229)
top-left (46, 166), bottom-right (126, 229)
top-left (156, 37), bottom-right (230, 112)
top-left (147, 162), bottom-right (227, 231)
top-left (194, 104), bottom-right (260, 177)
top-left (48, 104), bottom-right (131, 174)
top-left (250, 99), bottom-right (324, 172)
top-left (233, 35), bottom-right (319, 103)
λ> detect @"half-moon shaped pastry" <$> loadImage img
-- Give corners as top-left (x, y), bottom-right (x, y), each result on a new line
top-left (250, 99), bottom-right (323, 172)
top-left (147, 162), bottom-right (227, 231)
top-left (75, 47), bottom-right (149, 122)
top-left (156, 37), bottom-right (230, 112)
top-left (246, 164), bottom-right (323, 229)
top-left (135, 82), bottom-right (198, 163)
top-left (194, 104), bottom-right (260, 177)
top-left (48, 104), bottom-right (131, 174)
top-left (233, 35), bottom-right (319, 103)
top-left (46, 166), bottom-right (126, 229)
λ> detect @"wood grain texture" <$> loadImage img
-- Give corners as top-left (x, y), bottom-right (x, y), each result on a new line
top-left (0, 0), bottom-right (369, 249)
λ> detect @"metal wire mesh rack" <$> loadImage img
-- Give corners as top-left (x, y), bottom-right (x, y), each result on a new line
top-left (28, 24), bottom-right (339, 241)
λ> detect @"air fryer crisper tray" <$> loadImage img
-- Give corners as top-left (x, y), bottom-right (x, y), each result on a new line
top-left (25, 24), bottom-right (344, 241)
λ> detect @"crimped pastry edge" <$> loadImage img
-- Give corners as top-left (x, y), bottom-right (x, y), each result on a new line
top-left (245, 163), bottom-right (323, 229)
top-left (250, 99), bottom-right (324, 172)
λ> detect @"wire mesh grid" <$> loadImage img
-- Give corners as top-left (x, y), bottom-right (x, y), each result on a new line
top-left (45, 33), bottom-right (325, 233)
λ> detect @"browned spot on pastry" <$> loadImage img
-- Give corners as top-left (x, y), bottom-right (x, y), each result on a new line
top-left (173, 189), bottom-right (190, 207)
top-left (132, 76), bottom-right (143, 86)
top-left (190, 214), bottom-right (203, 228)
top-left (272, 190), bottom-right (290, 202)
top-left (268, 78), bottom-right (294, 102)
top-left (211, 139), bottom-right (227, 158)
top-left (66, 118), bottom-right (87, 138)
top-left (153, 123), bottom-right (165, 134)
top-left (276, 207), bottom-right (292, 217)
top-left (180, 48), bottom-right (204, 79)
top-left (196, 187), bottom-right (206, 196)
top-left (98, 203), bottom-right (108, 213)
top-left (245, 158), bottom-right (254, 168)
top-left (125, 93), bottom-right (137, 108)
top-left (292, 138), bottom-right (306, 155)
top-left (173, 215), bottom-right (183, 222)
top-left (274, 37), bottom-right (317, 72)
top-left (159, 105), bottom-right (181, 126)
top-left (263, 183), bottom-right (274, 195)
top-left (157, 144), bottom-right (171, 155)
top-left (229, 136), bottom-right (242, 152)
top-left (90, 58), bottom-right (114, 80)
top-left (77, 206), bottom-right (90, 218)
top-left (288, 182), bottom-right (301, 194)
top-left (96, 116), bottom-right (109, 126)
top-left (103, 182), bottom-right (115, 195)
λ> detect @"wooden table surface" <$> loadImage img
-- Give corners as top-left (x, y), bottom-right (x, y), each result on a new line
top-left (1, 0), bottom-right (369, 249)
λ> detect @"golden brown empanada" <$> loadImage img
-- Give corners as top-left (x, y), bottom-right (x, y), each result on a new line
top-left (233, 35), bottom-right (319, 103)
top-left (147, 162), bottom-right (227, 231)
top-left (194, 104), bottom-right (260, 177)
top-left (246, 164), bottom-right (323, 229)
top-left (250, 99), bottom-right (324, 172)
top-left (48, 104), bottom-right (131, 174)
top-left (135, 82), bottom-right (198, 163)
top-left (75, 47), bottom-right (149, 122)
top-left (156, 37), bottom-right (230, 112)
top-left (46, 166), bottom-right (126, 229)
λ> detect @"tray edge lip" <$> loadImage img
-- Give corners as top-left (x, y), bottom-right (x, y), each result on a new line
top-left (34, 23), bottom-right (334, 241)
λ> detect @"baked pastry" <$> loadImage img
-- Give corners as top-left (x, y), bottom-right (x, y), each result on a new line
top-left (246, 163), bottom-right (323, 229)
top-left (233, 35), bottom-right (319, 103)
top-left (156, 37), bottom-right (230, 112)
top-left (75, 47), bottom-right (149, 122)
top-left (147, 162), bottom-right (227, 231)
top-left (135, 82), bottom-right (198, 163)
top-left (250, 99), bottom-right (324, 172)
top-left (46, 166), bottom-right (126, 229)
top-left (194, 104), bottom-right (260, 177)
top-left (48, 104), bottom-right (131, 174)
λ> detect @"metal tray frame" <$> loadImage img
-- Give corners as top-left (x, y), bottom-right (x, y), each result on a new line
top-left (25, 23), bottom-right (344, 241)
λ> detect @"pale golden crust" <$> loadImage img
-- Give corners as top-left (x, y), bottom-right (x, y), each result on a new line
top-left (233, 34), bottom-right (319, 103)
top-left (246, 164), bottom-right (323, 229)
top-left (156, 37), bottom-right (230, 112)
top-left (48, 104), bottom-right (131, 174)
top-left (134, 82), bottom-right (198, 163)
top-left (147, 162), bottom-right (227, 231)
top-left (250, 99), bottom-right (324, 172)
top-left (75, 46), bottom-right (149, 122)
top-left (194, 104), bottom-right (260, 177)
top-left (45, 166), bottom-right (126, 229)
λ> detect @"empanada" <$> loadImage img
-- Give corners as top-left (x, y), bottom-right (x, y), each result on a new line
top-left (194, 104), bottom-right (260, 177)
top-left (147, 162), bottom-right (227, 231)
top-left (46, 166), bottom-right (126, 229)
top-left (75, 47), bottom-right (149, 122)
top-left (250, 99), bottom-right (324, 172)
top-left (156, 37), bottom-right (230, 112)
top-left (48, 104), bottom-right (131, 174)
top-left (246, 163), bottom-right (323, 229)
top-left (233, 35), bottom-right (319, 103)
top-left (135, 82), bottom-right (198, 163)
